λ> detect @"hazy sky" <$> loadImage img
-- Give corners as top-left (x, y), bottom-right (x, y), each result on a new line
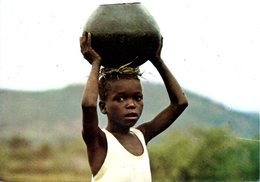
top-left (0, 0), bottom-right (259, 112)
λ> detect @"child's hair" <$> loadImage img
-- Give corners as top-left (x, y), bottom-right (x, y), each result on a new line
top-left (98, 63), bottom-right (142, 101)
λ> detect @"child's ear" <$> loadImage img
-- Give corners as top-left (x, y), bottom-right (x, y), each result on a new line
top-left (99, 101), bottom-right (107, 114)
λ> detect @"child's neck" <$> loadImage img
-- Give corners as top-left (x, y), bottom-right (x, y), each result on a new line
top-left (106, 124), bottom-right (131, 134)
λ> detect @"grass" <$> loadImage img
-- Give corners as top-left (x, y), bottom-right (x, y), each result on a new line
top-left (2, 173), bottom-right (91, 182)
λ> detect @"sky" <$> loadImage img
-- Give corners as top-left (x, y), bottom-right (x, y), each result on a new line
top-left (0, 0), bottom-right (259, 113)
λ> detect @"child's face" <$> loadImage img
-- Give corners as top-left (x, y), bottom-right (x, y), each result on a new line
top-left (102, 79), bottom-right (143, 128)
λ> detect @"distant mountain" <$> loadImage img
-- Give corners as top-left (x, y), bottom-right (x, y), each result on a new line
top-left (0, 82), bottom-right (258, 143)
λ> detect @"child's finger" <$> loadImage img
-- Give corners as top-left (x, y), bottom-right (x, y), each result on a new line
top-left (87, 32), bottom-right (91, 46)
top-left (79, 36), bottom-right (84, 45)
top-left (82, 31), bottom-right (87, 37)
top-left (80, 32), bottom-right (86, 45)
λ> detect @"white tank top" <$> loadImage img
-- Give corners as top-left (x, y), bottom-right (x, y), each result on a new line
top-left (91, 128), bottom-right (152, 182)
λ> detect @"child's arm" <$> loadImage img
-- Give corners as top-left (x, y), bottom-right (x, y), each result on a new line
top-left (80, 32), bottom-right (105, 145)
top-left (137, 37), bottom-right (188, 143)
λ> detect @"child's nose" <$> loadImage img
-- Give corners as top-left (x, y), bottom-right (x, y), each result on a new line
top-left (126, 99), bottom-right (136, 108)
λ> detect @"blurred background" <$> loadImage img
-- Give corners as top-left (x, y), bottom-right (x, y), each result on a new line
top-left (0, 0), bottom-right (259, 181)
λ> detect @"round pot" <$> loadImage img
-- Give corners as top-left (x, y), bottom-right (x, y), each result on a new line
top-left (83, 2), bottom-right (161, 68)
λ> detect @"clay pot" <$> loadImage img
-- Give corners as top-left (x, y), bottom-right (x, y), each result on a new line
top-left (83, 2), bottom-right (161, 68)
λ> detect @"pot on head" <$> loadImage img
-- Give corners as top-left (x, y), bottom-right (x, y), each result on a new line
top-left (83, 2), bottom-right (161, 68)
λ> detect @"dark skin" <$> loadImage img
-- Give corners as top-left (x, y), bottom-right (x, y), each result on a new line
top-left (80, 32), bottom-right (188, 176)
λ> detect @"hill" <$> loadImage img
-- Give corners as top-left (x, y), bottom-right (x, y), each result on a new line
top-left (0, 82), bottom-right (258, 144)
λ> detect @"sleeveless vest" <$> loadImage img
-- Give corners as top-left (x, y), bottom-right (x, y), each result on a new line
top-left (91, 128), bottom-right (152, 182)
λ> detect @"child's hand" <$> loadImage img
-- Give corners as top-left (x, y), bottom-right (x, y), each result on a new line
top-left (149, 36), bottom-right (163, 64)
top-left (80, 32), bottom-right (101, 64)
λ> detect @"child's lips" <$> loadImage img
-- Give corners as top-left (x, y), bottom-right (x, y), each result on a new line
top-left (125, 113), bottom-right (138, 120)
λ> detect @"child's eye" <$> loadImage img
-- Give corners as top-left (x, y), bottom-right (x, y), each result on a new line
top-left (135, 95), bottom-right (143, 101)
top-left (116, 96), bottom-right (125, 102)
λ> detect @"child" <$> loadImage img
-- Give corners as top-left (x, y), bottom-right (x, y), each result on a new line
top-left (80, 32), bottom-right (188, 181)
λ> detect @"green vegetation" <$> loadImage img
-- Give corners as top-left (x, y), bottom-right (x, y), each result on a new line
top-left (0, 135), bottom-right (91, 181)
top-left (149, 127), bottom-right (259, 181)
top-left (0, 128), bottom-right (258, 181)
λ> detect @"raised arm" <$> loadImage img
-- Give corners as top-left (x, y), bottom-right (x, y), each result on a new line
top-left (80, 32), bottom-right (103, 145)
top-left (137, 38), bottom-right (188, 143)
